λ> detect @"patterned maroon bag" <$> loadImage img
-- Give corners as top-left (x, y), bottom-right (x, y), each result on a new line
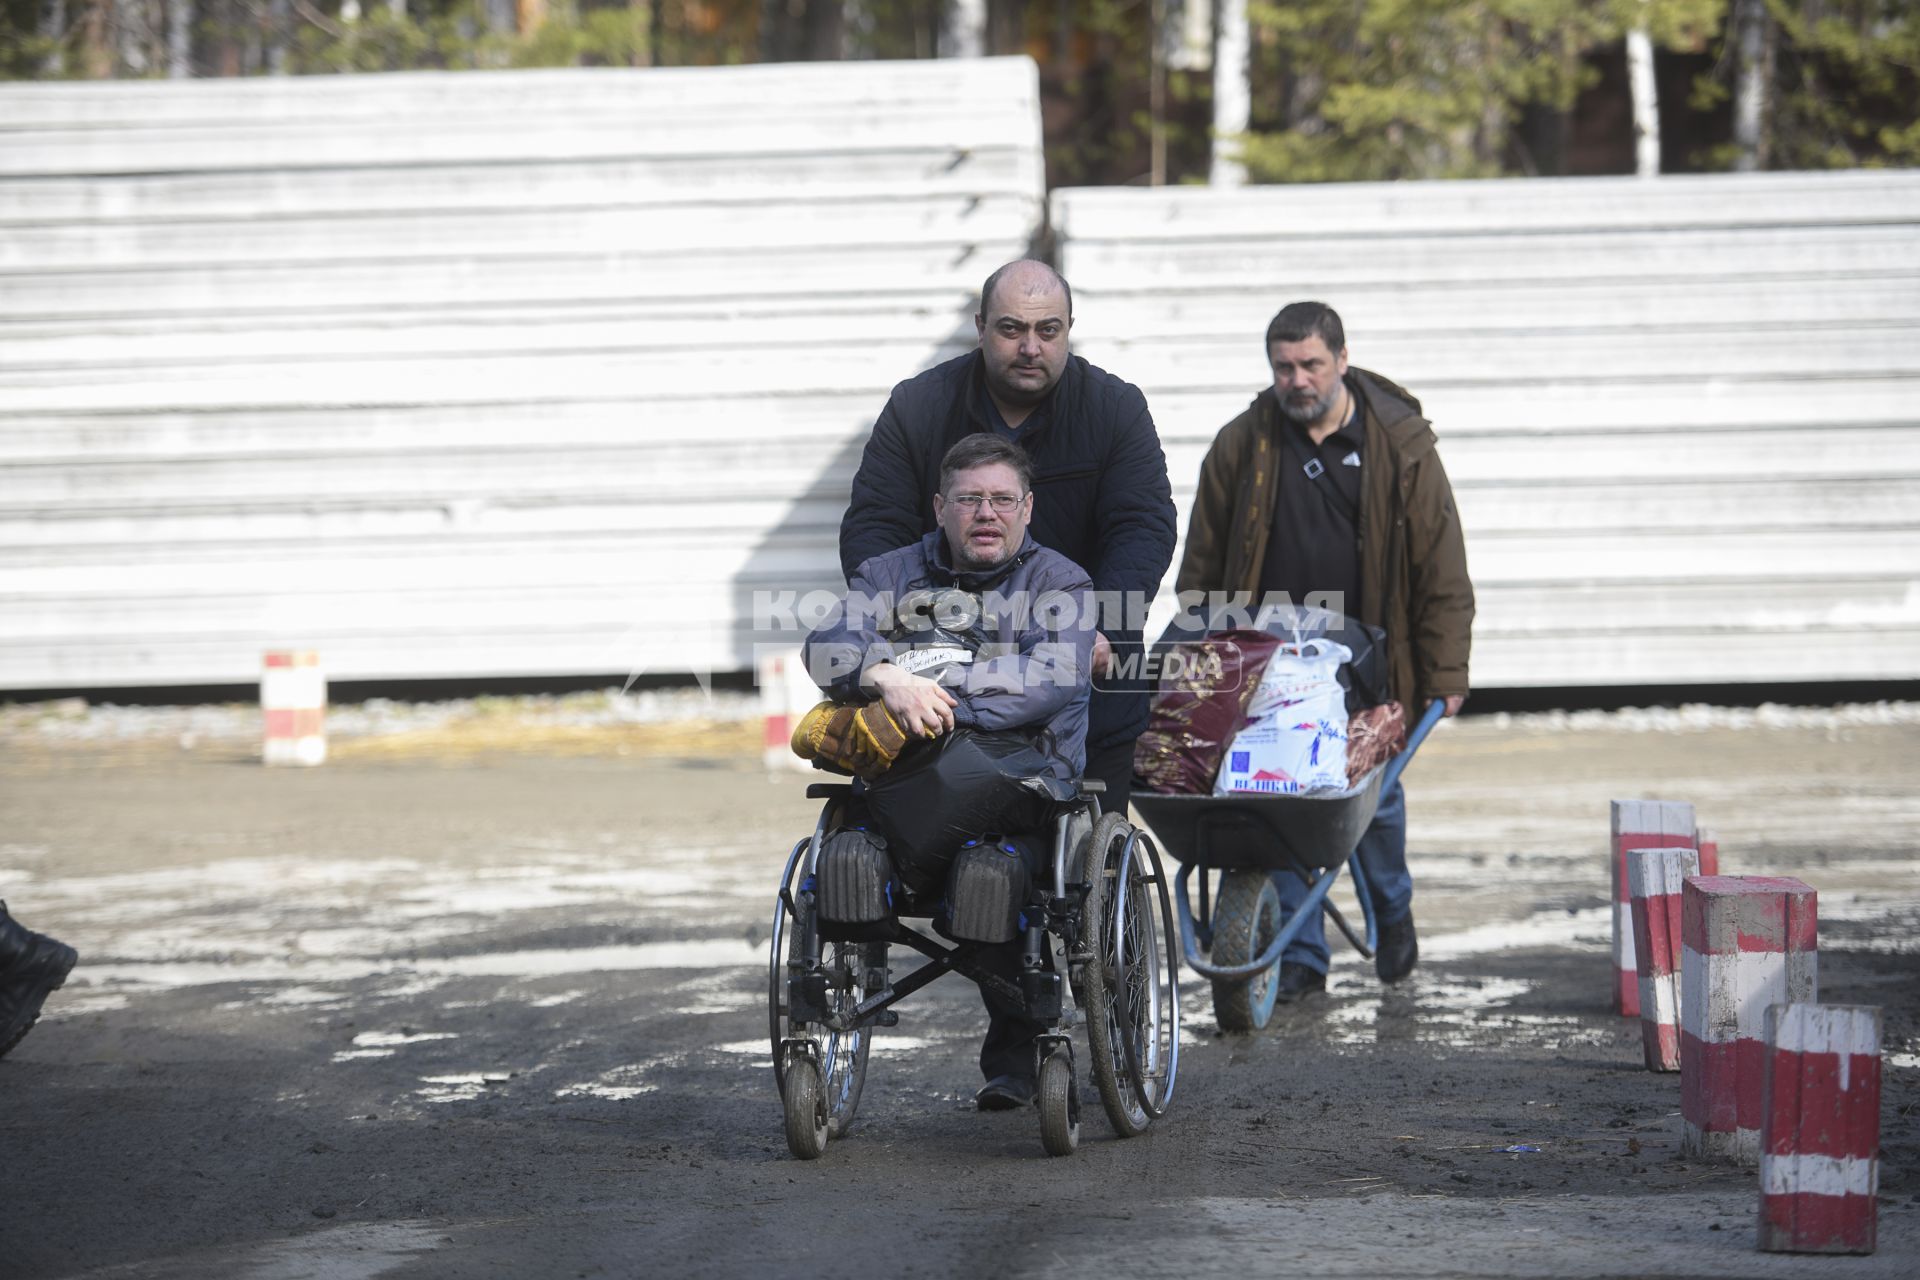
top-left (1133, 630), bottom-right (1283, 794)
top-left (1344, 701), bottom-right (1407, 785)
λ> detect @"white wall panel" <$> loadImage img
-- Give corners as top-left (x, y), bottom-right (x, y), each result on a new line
top-left (0, 60), bottom-right (1047, 690)
top-left (1054, 172), bottom-right (1920, 689)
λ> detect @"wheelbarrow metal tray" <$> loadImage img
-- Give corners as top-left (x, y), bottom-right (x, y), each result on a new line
top-left (1130, 768), bottom-right (1385, 872)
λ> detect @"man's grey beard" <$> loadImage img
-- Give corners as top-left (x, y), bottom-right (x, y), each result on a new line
top-left (951, 541), bottom-right (1014, 572)
top-left (1278, 384), bottom-right (1340, 425)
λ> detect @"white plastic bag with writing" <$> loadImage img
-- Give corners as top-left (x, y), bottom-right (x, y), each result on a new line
top-left (1213, 639), bottom-right (1352, 796)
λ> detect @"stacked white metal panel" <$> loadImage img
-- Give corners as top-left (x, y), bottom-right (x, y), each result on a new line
top-left (0, 60), bottom-right (1046, 690)
top-left (1052, 173), bottom-right (1920, 687)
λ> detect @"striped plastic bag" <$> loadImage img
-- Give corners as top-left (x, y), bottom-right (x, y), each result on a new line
top-left (1213, 639), bottom-right (1352, 795)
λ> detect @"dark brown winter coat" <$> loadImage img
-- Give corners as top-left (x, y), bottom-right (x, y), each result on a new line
top-left (1174, 368), bottom-right (1474, 710)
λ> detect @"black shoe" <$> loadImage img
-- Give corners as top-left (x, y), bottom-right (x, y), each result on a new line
top-left (1274, 962), bottom-right (1326, 1004)
top-left (0, 902), bottom-right (78, 1060)
top-left (1376, 912), bottom-right (1418, 985)
top-left (975, 1073), bottom-right (1037, 1111)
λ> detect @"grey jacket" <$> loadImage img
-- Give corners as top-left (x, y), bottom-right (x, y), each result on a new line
top-left (804, 531), bottom-right (1096, 778)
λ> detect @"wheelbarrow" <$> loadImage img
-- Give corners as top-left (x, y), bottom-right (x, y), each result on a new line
top-left (1128, 699), bottom-right (1446, 1030)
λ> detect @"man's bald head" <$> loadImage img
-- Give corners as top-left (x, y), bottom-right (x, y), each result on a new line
top-left (979, 259), bottom-right (1074, 324)
top-left (974, 259), bottom-right (1074, 423)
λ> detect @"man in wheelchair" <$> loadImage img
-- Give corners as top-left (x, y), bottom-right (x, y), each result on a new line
top-left (797, 434), bottom-right (1096, 1112)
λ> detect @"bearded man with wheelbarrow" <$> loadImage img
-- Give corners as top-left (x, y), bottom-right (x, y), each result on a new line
top-left (1174, 301), bottom-right (1475, 1003)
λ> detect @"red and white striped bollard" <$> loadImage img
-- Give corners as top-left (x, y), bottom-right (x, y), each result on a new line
top-left (261, 650), bottom-right (326, 767)
top-left (758, 647), bottom-right (817, 774)
top-left (1610, 799), bottom-right (1695, 1016)
top-left (1759, 1002), bottom-right (1880, 1254)
top-left (1626, 845), bottom-right (1698, 1071)
top-left (1697, 826), bottom-right (1720, 876)
top-left (1680, 875), bottom-right (1817, 1163)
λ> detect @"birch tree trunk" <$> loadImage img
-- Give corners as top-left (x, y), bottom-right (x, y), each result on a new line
top-left (837, 0), bottom-right (860, 59)
top-left (265, 0), bottom-right (288, 73)
top-left (166, 0), bottom-right (189, 77)
top-left (39, 0), bottom-right (67, 74)
top-left (118, 0), bottom-right (153, 74)
top-left (1170, 0), bottom-right (1209, 72)
top-left (1626, 26), bottom-right (1660, 177)
top-left (1210, 0), bottom-right (1248, 185)
top-left (1732, 0), bottom-right (1769, 171)
top-left (942, 0), bottom-right (985, 57)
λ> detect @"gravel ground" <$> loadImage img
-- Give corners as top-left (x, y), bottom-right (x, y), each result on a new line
top-left (0, 700), bottom-right (1915, 1279)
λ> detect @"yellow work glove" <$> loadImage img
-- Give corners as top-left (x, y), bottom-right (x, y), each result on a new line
top-left (850, 701), bottom-right (909, 768)
top-left (791, 701), bottom-right (910, 780)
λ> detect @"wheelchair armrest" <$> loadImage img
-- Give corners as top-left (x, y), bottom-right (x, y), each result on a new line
top-left (1027, 776), bottom-right (1080, 805)
top-left (1024, 776), bottom-right (1105, 809)
top-left (806, 783), bottom-right (854, 800)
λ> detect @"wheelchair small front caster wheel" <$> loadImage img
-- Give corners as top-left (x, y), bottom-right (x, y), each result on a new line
top-left (1037, 1051), bottom-right (1078, 1157)
top-left (783, 1055), bottom-right (828, 1160)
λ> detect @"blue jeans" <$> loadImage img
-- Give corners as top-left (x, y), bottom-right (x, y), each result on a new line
top-left (1269, 779), bottom-right (1411, 974)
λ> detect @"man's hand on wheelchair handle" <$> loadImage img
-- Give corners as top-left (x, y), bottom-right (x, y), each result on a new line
top-left (868, 663), bottom-right (959, 738)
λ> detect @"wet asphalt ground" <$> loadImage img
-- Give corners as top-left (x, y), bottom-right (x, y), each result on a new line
top-left (1, 705), bottom-right (1916, 1278)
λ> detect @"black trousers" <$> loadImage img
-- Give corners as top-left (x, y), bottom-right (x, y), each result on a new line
top-left (976, 736), bottom-right (1136, 1082)
top-left (1084, 736), bottom-right (1136, 821)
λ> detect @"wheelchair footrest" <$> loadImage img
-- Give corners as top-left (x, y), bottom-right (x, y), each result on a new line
top-left (1022, 968), bottom-right (1062, 1021)
top-left (790, 970), bottom-right (832, 1025)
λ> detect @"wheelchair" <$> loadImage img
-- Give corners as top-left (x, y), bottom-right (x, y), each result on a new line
top-left (768, 776), bottom-right (1182, 1159)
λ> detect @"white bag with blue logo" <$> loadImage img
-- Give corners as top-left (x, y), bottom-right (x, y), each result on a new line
top-left (1212, 638), bottom-right (1352, 795)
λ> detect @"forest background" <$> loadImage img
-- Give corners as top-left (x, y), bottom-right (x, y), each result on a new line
top-left (1, 1), bottom-right (1915, 192)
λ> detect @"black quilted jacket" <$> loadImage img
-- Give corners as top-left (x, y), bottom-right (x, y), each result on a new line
top-left (840, 350), bottom-right (1177, 749)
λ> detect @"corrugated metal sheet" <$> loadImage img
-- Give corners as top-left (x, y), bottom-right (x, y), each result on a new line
top-left (1052, 172), bottom-right (1920, 688)
top-left (0, 60), bottom-right (1048, 690)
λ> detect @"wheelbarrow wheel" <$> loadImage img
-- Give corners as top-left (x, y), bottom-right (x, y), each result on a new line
top-left (1210, 870), bottom-right (1283, 1032)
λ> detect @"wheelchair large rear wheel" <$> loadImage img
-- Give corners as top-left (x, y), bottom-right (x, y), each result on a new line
top-left (1079, 813), bottom-right (1181, 1137)
top-left (769, 838), bottom-right (876, 1146)
top-left (1210, 870), bottom-right (1284, 1031)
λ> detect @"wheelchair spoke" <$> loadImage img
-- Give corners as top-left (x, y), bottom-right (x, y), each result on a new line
top-left (811, 939), bottom-right (876, 1137)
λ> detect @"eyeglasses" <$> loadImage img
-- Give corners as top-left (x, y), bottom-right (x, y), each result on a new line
top-left (946, 493), bottom-right (1026, 513)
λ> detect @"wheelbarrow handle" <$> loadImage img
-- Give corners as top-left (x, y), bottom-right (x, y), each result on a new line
top-left (1379, 698), bottom-right (1447, 794)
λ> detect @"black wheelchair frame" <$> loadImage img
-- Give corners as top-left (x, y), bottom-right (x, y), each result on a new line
top-left (769, 779), bottom-right (1182, 1159)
